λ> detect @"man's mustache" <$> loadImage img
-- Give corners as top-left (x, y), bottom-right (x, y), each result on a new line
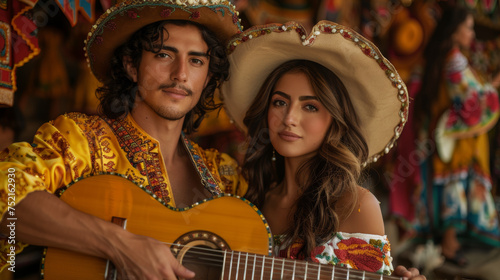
top-left (159, 83), bottom-right (192, 96)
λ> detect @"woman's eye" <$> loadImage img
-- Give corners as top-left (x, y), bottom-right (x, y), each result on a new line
top-left (305, 104), bottom-right (318, 112)
top-left (272, 100), bottom-right (286, 107)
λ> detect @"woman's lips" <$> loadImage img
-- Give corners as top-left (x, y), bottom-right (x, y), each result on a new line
top-left (278, 131), bottom-right (301, 141)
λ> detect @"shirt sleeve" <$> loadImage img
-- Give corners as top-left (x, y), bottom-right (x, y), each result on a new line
top-left (0, 113), bottom-right (94, 271)
top-left (442, 48), bottom-right (500, 137)
top-left (309, 232), bottom-right (394, 275)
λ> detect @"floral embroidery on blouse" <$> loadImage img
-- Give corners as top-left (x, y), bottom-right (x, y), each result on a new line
top-left (274, 232), bottom-right (394, 275)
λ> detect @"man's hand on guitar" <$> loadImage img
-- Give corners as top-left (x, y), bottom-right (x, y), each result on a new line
top-left (108, 229), bottom-right (195, 279)
top-left (1, 190), bottom-right (195, 280)
top-left (394, 265), bottom-right (427, 280)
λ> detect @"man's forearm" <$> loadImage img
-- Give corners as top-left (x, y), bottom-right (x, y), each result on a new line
top-left (0, 191), bottom-right (121, 260)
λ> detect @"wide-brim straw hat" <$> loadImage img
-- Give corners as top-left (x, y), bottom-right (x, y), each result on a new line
top-left (221, 21), bottom-right (409, 165)
top-left (85, 0), bottom-right (243, 83)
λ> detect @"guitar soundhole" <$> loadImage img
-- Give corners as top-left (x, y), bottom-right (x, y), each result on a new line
top-left (182, 244), bottom-right (224, 280)
top-left (172, 231), bottom-right (229, 280)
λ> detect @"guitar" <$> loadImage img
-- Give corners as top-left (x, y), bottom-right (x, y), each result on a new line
top-left (41, 174), bottom-right (401, 280)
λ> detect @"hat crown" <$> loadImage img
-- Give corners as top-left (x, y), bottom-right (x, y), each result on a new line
top-left (85, 0), bottom-right (241, 82)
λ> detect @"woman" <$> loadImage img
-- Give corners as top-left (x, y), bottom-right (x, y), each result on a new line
top-left (222, 21), bottom-right (421, 277)
top-left (412, 7), bottom-right (500, 265)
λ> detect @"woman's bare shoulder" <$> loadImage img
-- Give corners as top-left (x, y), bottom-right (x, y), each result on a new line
top-left (337, 186), bottom-right (385, 236)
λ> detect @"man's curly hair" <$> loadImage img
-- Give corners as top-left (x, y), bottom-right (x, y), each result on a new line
top-left (96, 20), bottom-right (228, 134)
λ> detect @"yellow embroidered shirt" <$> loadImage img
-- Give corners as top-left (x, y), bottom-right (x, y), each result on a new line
top-left (0, 112), bottom-right (247, 270)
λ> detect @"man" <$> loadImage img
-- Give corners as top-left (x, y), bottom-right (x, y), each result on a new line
top-left (0, 1), bottom-right (245, 279)
top-left (0, 0), bottom-right (425, 279)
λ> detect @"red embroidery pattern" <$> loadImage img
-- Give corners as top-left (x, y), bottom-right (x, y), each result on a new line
top-left (68, 113), bottom-right (104, 174)
top-left (333, 238), bottom-right (384, 272)
top-left (51, 131), bottom-right (75, 162)
top-left (105, 117), bottom-right (170, 202)
top-left (160, 8), bottom-right (172, 17)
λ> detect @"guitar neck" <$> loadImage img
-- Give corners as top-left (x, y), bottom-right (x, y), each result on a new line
top-left (221, 250), bottom-right (401, 280)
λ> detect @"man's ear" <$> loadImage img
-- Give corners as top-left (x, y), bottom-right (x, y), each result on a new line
top-left (123, 56), bottom-right (138, 82)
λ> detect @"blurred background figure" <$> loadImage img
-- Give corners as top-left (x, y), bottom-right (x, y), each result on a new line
top-left (395, 5), bottom-right (500, 277)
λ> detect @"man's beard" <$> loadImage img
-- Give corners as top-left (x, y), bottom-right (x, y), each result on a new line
top-left (153, 105), bottom-right (186, 121)
top-left (145, 82), bottom-right (195, 121)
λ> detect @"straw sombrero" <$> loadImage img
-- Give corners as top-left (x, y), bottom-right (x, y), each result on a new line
top-left (85, 0), bottom-right (243, 83)
top-left (221, 21), bottom-right (409, 164)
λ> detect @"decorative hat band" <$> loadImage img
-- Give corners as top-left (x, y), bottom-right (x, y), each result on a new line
top-left (85, 0), bottom-right (242, 82)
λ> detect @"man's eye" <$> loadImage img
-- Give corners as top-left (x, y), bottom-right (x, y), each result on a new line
top-left (192, 58), bottom-right (204, 65)
top-left (156, 53), bottom-right (170, 58)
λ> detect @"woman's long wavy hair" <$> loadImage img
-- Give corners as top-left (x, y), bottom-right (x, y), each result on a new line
top-left (413, 7), bottom-right (471, 132)
top-left (96, 20), bottom-right (228, 134)
top-left (243, 60), bottom-right (369, 256)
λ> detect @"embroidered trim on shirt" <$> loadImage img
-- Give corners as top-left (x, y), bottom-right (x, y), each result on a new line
top-left (181, 133), bottom-right (222, 195)
top-left (104, 116), bottom-right (170, 202)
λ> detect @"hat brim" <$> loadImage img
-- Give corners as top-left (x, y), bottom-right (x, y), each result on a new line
top-left (86, 1), bottom-right (242, 83)
top-left (221, 21), bottom-right (409, 164)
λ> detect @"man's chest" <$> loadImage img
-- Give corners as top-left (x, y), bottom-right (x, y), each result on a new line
top-left (167, 159), bottom-right (213, 208)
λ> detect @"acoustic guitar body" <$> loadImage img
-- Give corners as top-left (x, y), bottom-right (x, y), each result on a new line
top-left (41, 174), bottom-right (272, 279)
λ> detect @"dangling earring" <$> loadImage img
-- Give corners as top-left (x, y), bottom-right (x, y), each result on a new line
top-left (271, 149), bottom-right (276, 161)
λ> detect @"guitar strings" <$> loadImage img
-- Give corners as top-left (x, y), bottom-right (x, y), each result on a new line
top-left (180, 258), bottom-right (381, 280)
top-left (180, 256), bottom-right (390, 280)
top-left (174, 245), bottom-right (394, 280)
top-left (163, 242), bottom-right (399, 280)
